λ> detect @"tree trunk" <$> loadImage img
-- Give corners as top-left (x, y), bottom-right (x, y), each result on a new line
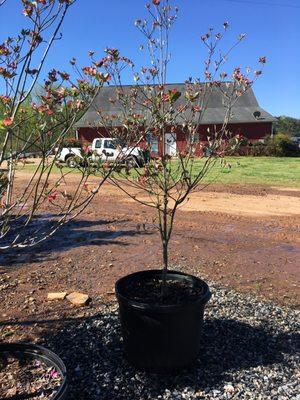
top-left (161, 239), bottom-right (168, 297)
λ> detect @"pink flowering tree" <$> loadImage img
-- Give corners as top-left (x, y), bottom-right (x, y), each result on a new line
top-left (0, 0), bottom-right (126, 248)
top-left (97, 0), bottom-right (266, 293)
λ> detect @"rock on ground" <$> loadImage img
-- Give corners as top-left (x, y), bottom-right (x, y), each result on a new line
top-left (66, 292), bottom-right (90, 306)
top-left (47, 292), bottom-right (68, 301)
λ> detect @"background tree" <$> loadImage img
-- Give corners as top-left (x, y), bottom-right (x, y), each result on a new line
top-left (0, 0), bottom-right (129, 249)
top-left (274, 116), bottom-right (300, 137)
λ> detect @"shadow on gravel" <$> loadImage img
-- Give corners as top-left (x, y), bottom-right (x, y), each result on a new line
top-left (0, 217), bottom-right (146, 269)
top-left (32, 309), bottom-right (298, 400)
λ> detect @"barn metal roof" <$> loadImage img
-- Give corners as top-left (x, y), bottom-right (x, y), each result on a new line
top-left (76, 83), bottom-right (276, 127)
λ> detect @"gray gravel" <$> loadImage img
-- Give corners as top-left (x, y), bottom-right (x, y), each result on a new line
top-left (41, 280), bottom-right (299, 400)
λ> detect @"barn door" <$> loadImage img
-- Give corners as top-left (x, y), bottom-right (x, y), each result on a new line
top-left (164, 133), bottom-right (177, 156)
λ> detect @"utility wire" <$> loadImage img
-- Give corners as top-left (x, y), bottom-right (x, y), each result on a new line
top-left (221, 0), bottom-right (300, 8)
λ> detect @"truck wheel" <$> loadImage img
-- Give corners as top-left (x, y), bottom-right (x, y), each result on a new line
top-left (66, 156), bottom-right (78, 168)
top-left (125, 156), bottom-right (138, 169)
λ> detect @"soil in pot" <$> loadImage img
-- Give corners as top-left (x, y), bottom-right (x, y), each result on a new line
top-left (0, 354), bottom-right (62, 399)
top-left (125, 275), bottom-right (204, 305)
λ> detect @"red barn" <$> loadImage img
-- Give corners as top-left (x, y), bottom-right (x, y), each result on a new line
top-left (75, 83), bottom-right (275, 156)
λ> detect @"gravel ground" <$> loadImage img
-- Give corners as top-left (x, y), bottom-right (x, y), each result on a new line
top-left (37, 276), bottom-right (299, 400)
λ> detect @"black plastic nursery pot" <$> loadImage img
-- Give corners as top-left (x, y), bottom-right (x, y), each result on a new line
top-left (115, 269), bottom-right (211, 373)
top-left (0, 342), bottom-right (68, 399)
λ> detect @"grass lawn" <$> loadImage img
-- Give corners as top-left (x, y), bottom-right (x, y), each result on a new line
top-left (17, 157), bottom-right (300, 187)
top-left (199, 157), bottom-right (300, 187)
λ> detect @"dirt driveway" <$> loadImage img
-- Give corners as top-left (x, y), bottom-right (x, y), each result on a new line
top-left (0, 174), bottom-right (299, 340)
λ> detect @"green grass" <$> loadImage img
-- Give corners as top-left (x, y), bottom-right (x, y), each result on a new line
top-left (16, 163), bottom-right (80, 175)
top-left (17, 157), bottom-right (300, 187)
top-left (199, 157), bottom-right (300, 187)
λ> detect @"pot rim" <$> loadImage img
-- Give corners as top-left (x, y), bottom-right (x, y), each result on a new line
top-left (0, 342), bottom-right (68, 400)
top-left (115, 269), bottom-right (211, 311)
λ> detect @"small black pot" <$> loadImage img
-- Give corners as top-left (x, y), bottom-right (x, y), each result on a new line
top-left (0, 342), bottom-right (68, 399)
top-left (115, 269), bottom-right (211, 372)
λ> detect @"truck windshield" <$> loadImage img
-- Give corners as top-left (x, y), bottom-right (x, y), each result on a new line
top-left (104, 140), bottom-right (116, 149)
top-left (104, 139), bottom-right (123, 149)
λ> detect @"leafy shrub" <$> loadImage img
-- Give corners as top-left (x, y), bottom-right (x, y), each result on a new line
top-left (246, 134), bottom-right (299, 157)
top-left (227, 136), bottom-right (249, 155)
top-left (249, 141), bottom-right (267, 156)
top-left (265, 134), bottom-right (299, 157)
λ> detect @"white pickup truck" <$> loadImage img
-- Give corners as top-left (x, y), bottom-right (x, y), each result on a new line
top-left (56, 138), bottom-right (146, 168)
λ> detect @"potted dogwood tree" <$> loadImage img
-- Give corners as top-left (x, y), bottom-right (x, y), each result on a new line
top-left (94, 0), bottom-right (266, 371)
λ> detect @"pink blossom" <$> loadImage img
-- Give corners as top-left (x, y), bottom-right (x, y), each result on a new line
top-left (3, 117), bottom-right (13, 126)
top-left (0, 44), bottom-right (10, 56)
top-left (49, 369), bottom-right (59, 379)
top-left (82, 66), bottom-right (97, 76)
top-left (22, 6), bottom-right (33, 17)
top-left (259, 56), bottom-right (266, 64)
top-left (48, 191), bottom-right (59, 202)
top-left (0, 95), bottom-right (10, 104)
top-left (58, 71), bottom-right (70, 80)
top-left (82, 145), bottom-right (90, 154)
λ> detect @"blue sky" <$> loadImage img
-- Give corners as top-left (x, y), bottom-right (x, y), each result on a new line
top-left (0, 0), bottom-right (299, 118)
